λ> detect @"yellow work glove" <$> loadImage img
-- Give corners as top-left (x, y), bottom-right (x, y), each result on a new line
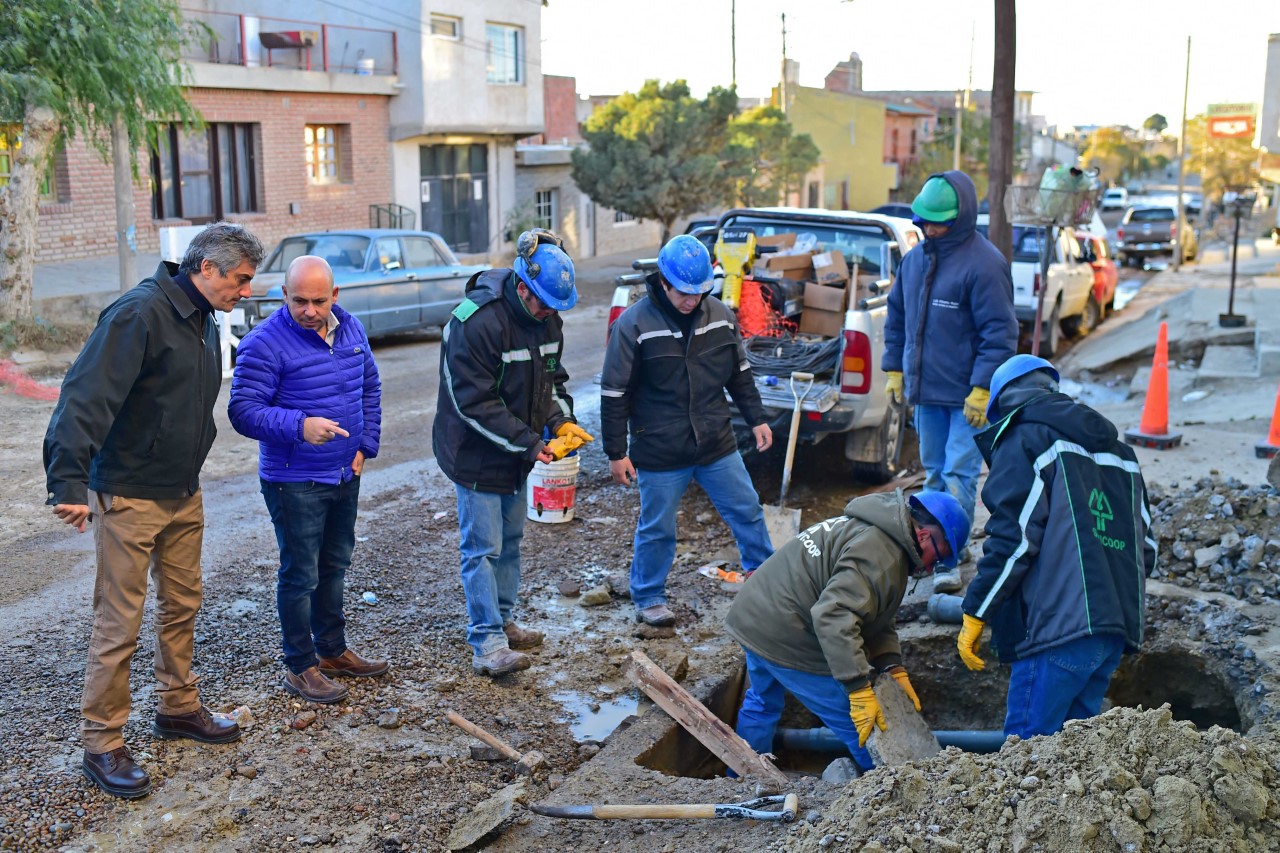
top-left (847, 684), bottom-right (887, 747)
top-left (884, 665), bottom-right (921, 712)
top-left (963, 387), bottom-right (990, 428)
top-left (957, 613), bottom-right (987, 671)
top-left (885, 371), bottom-right (904, 405)
top-left (555, 422), bottom-right (595, 444)
top-left (545, 434), bottom-right (584, 460)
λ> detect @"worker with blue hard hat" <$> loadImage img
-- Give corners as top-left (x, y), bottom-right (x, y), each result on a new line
top-left (883, 170), bottom-right (1019, 596)
top-left (601, 233), bottom-right (775, 628)
top-left (957, 354), bottom-right (1154, 738)
top-left (726, 488), bottom-right (967, 770)
top-left (433, 229), bottom-right (594, 678)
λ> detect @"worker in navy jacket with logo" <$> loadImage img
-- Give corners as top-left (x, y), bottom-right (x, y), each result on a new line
top-left (433, 231), bottom-right (593, 678)
top-left (884, 169), bottom-right (1017, 594)
top-left (957, 355), bottom-right (1155, 738)
top-left (230, 255), bottom-right (386, 705)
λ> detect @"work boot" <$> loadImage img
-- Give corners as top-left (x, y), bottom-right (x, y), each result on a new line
top-left (82, 747), bottom-right (152, 799)
top-left (318, 648), bottom-right (390, 678)
top-left (153, 706), bottom-right (242, 744)
top-left (635, 604), bottom-right (676, 627)
top-left (283, 666), bottom-right (349, 704)
top-left (931, 568), bottom-right (963, 594)
top-left (472, 647), bottom-right (531, 677)
top-left (502, 621), bottom-right (544, 650)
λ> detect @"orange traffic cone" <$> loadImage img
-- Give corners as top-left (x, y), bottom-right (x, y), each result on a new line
top-left (1124, 321), bottom-right (1183, 450)
top-left (1257, 384), bottom-right (1280, 459)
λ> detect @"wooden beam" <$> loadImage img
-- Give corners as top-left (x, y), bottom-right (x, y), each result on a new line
top-left (625, 650), bottom-right (789, 786)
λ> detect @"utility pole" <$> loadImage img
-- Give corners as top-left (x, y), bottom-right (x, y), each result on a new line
top-left (731, 0), bottom-right (736, 89)
top-left (111, 115), bottom-right (137, 294)
top-left (779, 13), bottom-right (788, 116)
top-left (953, 23), bottom-right (975, 172)
top-left (1173, 36), bottom-right (1190, 272)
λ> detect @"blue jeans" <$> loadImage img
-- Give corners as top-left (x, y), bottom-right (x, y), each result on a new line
top-left (914, 404), bottom-right (983, 535)
top-left (261, 476), bottom-right (361, 675)
top-left (455, 482), bottom-right (527, 656)
top-left (630, 452), bottom-right (773, 609)
top-left (736, 649), bottom-right (873, 771)
top-left (1004, 634), bottom-right (1126, 738)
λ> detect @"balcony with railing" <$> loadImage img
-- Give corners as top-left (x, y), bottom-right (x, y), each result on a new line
top-left (181, 8), bottom-right (397, 79)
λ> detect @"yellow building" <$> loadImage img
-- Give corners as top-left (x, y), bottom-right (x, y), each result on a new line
top-left (779, 82), bottom-right (896, 212)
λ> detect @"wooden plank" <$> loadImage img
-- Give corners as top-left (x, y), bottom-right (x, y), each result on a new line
top-left (625, 650), bottom-right (789, 786)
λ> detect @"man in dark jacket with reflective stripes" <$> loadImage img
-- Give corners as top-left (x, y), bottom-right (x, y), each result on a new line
top-left (884, 170), bottom-right (1018, 593)
top-left (958, 355), bottom-right (1156, 738)
top-left (433, 231), bottom-right (591, 677)
top-left (44, 222), bottom-right (264, 799)
top-left (601, 235), bottom-right (773, 627)
top-left (230, 255), bottom-right (386, 705)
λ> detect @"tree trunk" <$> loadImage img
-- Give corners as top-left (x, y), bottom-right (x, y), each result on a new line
top-left (0, 104), bottom-right (58, 322)
top-left (112, 114), bottom-right (138, 294)
top-left (987, 0), bottom-right (1016, 263)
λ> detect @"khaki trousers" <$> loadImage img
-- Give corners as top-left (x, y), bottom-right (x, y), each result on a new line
top-left (82, 491), bottom-right (205, 753)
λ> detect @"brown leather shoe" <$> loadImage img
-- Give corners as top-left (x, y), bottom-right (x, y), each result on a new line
top-left (317, 648), bottom-right (390, 678)
top-left (283, 666), bottom-right (349, 703)
top-left (502, 621), bottom-right (544, 650)
top-left (83, 747), bottom-right (152, 799)
top-left (154, 706), bottom-right (242, 744)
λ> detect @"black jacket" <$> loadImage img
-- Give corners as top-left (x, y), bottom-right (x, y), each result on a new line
top-left (600, 275), bottom-right (767, 470)
top-left (962, 393), bottom-right (1156, 662)
top-left (44, 262), bottom-right (220, 504)
top-left (432, 269), bottom-right (575, 494)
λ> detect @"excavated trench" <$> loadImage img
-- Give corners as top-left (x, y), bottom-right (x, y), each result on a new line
top-left (628, 609), bottom-right (1258, 780)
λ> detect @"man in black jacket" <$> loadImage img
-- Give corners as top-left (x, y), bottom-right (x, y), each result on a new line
top-left (434, 230), bottom-right (591, 677)
top-left (957, 354), bottom-right (1156, 738)
top-left (601, 235), bottom-right (774, 627)
top-left (44, 222), bottom-right (264, 799)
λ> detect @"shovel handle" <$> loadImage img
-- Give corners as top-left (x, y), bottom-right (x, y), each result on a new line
top-left (446, 711), bottom-right (521, 762)
top-left (595, 804), bottom-right (717, 819)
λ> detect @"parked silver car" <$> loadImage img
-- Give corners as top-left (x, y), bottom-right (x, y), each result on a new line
top-left (233, 229), bottom-right (488, 339)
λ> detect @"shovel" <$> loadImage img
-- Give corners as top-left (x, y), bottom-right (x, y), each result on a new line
top-left (763, 371), bottom-right (815, 550)
top-left (530, 794), bottom-right (799, 822)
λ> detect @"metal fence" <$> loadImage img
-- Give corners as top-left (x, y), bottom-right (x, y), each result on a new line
top-left (180, 8), bottom-right (397, 75)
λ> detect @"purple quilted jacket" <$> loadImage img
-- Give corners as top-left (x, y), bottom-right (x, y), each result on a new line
top-left (229, 303), bottom-right (381, 483)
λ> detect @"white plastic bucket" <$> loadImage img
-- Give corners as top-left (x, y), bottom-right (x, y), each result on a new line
top-left (527, 455), bottom-right (579, 523)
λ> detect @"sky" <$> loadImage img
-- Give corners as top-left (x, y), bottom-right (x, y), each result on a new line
top-left (539, 0), bottom-right (1279, 132)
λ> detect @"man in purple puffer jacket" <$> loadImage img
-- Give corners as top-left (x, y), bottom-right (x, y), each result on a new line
top-left (230, 255), bottom-right (386, 704)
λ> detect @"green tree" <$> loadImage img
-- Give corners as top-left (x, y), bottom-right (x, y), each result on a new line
top-left (572, 80), bottom-right (738, 243)
top-left (900, 108), bottom-right (992, 201)
top-left (1143, 113), bottom-right (1168, 134)
top-left (725, 105), bottom-right (820, 207)
top-left (0, 0), bottom-right (200, 320)
top-left (1082, 127), bottom-right (1145, 184)
top-left (1184, 115), bottom-right (1259, 204)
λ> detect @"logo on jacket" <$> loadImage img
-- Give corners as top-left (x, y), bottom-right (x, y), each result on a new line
top-left (545, 356), bottom-right (558, 372)
top-left (1088, 488), bottom-right (1127, 551)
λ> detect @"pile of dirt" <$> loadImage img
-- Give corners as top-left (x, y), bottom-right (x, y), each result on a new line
top-left (1147, 476), bottom-right (1280, 602)
top-left (783, 705), bottom-right (1280, 853)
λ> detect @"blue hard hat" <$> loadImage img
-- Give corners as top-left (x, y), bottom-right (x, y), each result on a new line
top-left (909, 491), bottom-right (968, 569)
top-left (657, 234), bottom-right (714, 295)
top-left (514, 242), bottom-right (577, 311)
top-left (987, 354), bottom-right (1060, 418)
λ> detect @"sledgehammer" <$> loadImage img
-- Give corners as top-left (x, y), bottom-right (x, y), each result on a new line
top-left (446, 711), bottom-right (546, 775)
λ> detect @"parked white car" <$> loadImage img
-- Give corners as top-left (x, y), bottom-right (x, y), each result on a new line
top-left (1101, 187), bottom-right (1129, 211)
top-left (1008, 224), bottom-right (1096, 357)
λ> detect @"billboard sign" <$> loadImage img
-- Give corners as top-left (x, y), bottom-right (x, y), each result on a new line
top-left (1206, 103), bottom-right (1257, 139)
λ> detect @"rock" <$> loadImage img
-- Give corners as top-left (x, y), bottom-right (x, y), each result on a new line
top-left (1149, 776), bottom-right (1205, 846)
top-left (444, 782), bottom-right (524, 852)
top-left (1212, 773), bottom-right (1269, 821)
top-left (605, 574), bottom-right (631, 598)
top-left (651, 650), bottom-right (688, 681)
top-left (821, 757), bottom-right (861, 784)
top-left (1241, 535), bottom-right (1265, 568)
top-left (1220, 531), bottom-right (1242, 554)
top-left (633, 624), bottom-right (677, 640)
top-left (579, 585), bottom-right (612, 607)
top-left (292, 711), bottom-right (318, 729)
top-left (470, 745), bottom-right (507, 762)
top-left (1193, 545), bottom-right (1221, 569)
top-left (556, 579), bottom-right (581, 597)
top-left (235, 765), bottom-right (258, 779)
top-left (376, 709), bottom-right (402, 729)
top-left (437, 677), bottom-right (458, 693)
top-left (578, 743), bottom-right (600, 758)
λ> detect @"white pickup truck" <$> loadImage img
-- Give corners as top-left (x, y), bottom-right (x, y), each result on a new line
top-left (977, 213), bottom-right (1097, 357)
top-left (607, 207), bottom-right (923, 483)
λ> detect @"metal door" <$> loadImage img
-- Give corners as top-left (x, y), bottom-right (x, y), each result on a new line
top-left (420, 144), bottom-right (489, 254)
